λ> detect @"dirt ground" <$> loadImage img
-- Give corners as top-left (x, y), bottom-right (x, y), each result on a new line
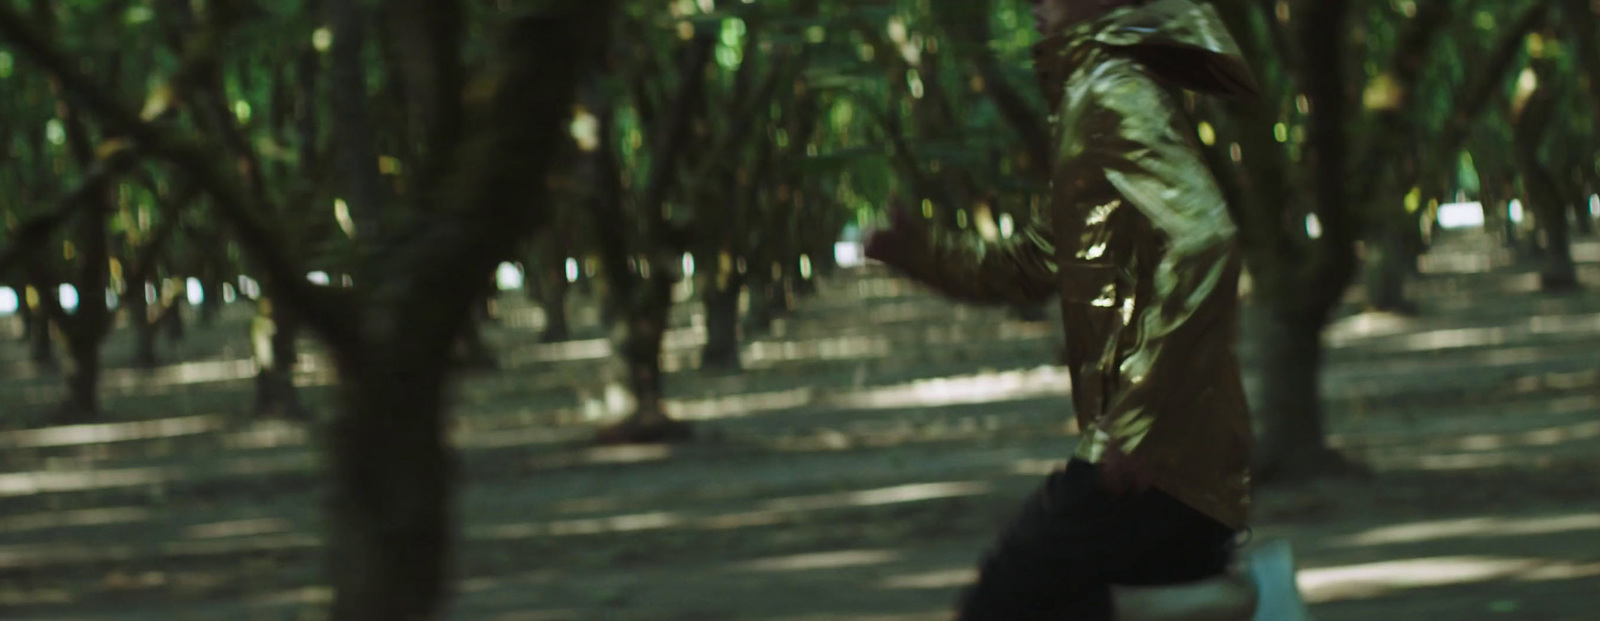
top-left (1, 234), bottom-right (1597, 621)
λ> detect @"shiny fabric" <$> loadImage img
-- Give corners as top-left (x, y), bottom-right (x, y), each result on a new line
top-left (885, 0), bottom-right (1255, 529)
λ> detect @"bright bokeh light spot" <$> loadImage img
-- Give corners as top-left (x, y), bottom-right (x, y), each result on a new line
top-left (222, 283), bottom-right (237, 304)
top-left (307, 271), bottom-right (331, 286)
top-left (998, 213), bottom-right (1015, 238)
top-left (1508, 199), bottom-right (1524, 223)
top-left (312, 27), bottom-right (333, 52)
top-left (1589, 194), bottom-right (1598, 216)
top-left (834, 241), bottom-right (864, 267)
top-left (144, 282), bottom-right (157, 305)
top-left (569, 106), bottom-right (600, 152)
top-left (495, 262), bottom-right (523, 291)
top-left (58, 284), bottom-right (78, 312)
top-left (1305, 213), bottom-right (1323, 239)
top-left (798, 254), bottom-right (812, 279)
top-left (682, 253), bottom-right (695, 278)
top-left (239, 276), bottom-right (261, 300)
top-left (186, 278), bottom-right (203, 305)
top-left (233, 100), bottom-right (252, 123)
top-left (1437, 202), bottom-right (1485, 229)
top-left (334, 198), bottom-right (356, 238)
top-left (0, 287), bottom-right (16, 315)
top-left (564, 258), bottom-right (579, 283)
top-left (105, 289), bottom-right (117, 310)
top-left (46, 119), bottom-right (66, 146)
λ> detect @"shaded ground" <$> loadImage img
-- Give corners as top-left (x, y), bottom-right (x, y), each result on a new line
top-left (0, 234), bottom-right (1597, 620)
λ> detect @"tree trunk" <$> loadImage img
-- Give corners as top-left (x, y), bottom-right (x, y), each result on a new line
top-left (1534, 199), bottom-right (1578, 290)
top-left (164, 297), bottom-right (185, 342)
top-left (61, 330), bottom-right (102, 420)
top-left (1250, 296), bottom-right (1362, 483)
top-left (326, 356), bottom-right (452, 621)
top-left (25, 288), bottom-right (58, 373)
top-left (452, 310), bottom-right (498, 371)
top-left (129, 279), bottom-right (160, 369)
top-left (252, 299), bottom-right (307, 419)
top-left (532, 259), bottom-right (571, 342)
top-left (743, 277), bottom-right (773, 335)
top-left (596, 267), bottom-right (691, 444)
top-left (199, 276), bottom-right (223, 326)
top-left (1362, 228), bottom-right (1417, 314)
top-left (699, 266), bottom-right (742, 371)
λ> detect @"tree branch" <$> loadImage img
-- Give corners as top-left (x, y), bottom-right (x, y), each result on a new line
top-left (0, 4), bottom-right (358, 347)
top-left (0, 145), bottom-right (141, 277)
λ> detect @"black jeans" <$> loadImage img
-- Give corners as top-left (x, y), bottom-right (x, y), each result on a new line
top-left (956, 459), bottom-right (1238, 621)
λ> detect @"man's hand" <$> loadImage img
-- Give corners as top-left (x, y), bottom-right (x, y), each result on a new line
top-left (1100, 442), bottom-right (1154, 496)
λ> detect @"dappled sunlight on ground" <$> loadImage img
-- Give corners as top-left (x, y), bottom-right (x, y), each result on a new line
top-left (1299, 555), bottom-right (1600, 604)
top-left (738, 549), bottom-right (902, 572)
top-left (1, 240), bottom-right (1597, 619)
top-left (468, 481), bottom-right (992, 541)
top-left (0, 414), bottom-right (226, 449)
top-left (1332, 512), bottom-right (1600, 548)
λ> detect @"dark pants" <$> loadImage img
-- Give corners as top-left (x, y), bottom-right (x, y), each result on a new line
top-left (956, 459), bottom-right (1237, 621)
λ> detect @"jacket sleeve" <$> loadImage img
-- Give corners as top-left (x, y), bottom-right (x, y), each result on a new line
top-left (880, 218), bottom-right (1059, 306)
top-left (1090, 60), bottom-right (1241, 454)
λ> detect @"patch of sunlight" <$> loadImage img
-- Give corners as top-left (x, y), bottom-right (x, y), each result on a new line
top-left (1436, 202), bottom-right (1484, 229)
top-left (760, 481), bottom-right (990, 512)
top-left (1333, 513), bottom-right (1600, 548)
top-left (0, 287), bottom-right (16, 315)
top-left (745, 335), bottom-right (893, 364)
top-left (474, 511), bottom-right (683, 540)
top-left (459, 570), bottom-right (561, 594)
top-left (251, 585), bottom-right (333, 606)
top-left (496, 262), bottom-right (524, 290)
top-left (1299, 555), bottom-right (1600, 604)
top-left (669, 387), bottom-right (816, 420)
top-left (1012, 458), bottom-right (1068, 476)
top-left (549, 496), bottom-right (626, 515)
top-left (0, 506), bottom-right (153, 533)
top-left (0, 452), bottom-right (314, 498)
top-left (1325, 311), bottom-right (1412, 341)
top-left (483, 611), bottom-right (586, 621)
top-left (457, 425), bottom-right (594, 450)
top-left (828, 367), bottom-right (1071, 410)
top-left (521, 337), bottom-right (613, 362)
top-left (835, 243), bottom-right (866, 268)
top-left (184, 518), bottom-right (293, 540)
top-left (1326, 313), bottom-right (1600, 351)
top-left (768, 611), bottom-right (950, 621)
top-left (159, 532), bottom-right (319, 558)
top-left (739, 548), bottom-right (901, 572)
top-left (223, 419), bottom-right (310, 450)
top-left (0, 466), bottom-right (168, 497)
top-left (0, 587), bottom-right (72, 606)
top-left (1446, 420), bottom-right (1600, 452)
top-left (0, 414), bottom-right (225, 449)
top-left (472, 482), bottom-right (990, 541)
top-left (879, 567), bottom-right (977, 589)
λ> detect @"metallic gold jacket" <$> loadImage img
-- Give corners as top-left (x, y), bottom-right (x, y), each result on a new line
top-left (885, 0), bottom-right (1258, 529)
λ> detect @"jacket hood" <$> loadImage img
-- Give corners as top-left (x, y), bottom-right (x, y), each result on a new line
top-left (1033, 0), bottom-right (1260, 103)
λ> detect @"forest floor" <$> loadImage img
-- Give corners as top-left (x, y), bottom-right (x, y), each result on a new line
top-left (0, 233), bottom-right (1597, 621)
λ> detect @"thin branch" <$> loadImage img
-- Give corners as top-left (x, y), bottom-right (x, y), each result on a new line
top-left (0, 145), bottom-right (141, 277)
top-left (0, 4), bottom-right (358, 346)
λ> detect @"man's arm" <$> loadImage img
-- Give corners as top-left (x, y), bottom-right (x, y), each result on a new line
top-left (867, 212), bottom-right (1058, 306)
top-left (1090, 60), bottom-right (1242, 455)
